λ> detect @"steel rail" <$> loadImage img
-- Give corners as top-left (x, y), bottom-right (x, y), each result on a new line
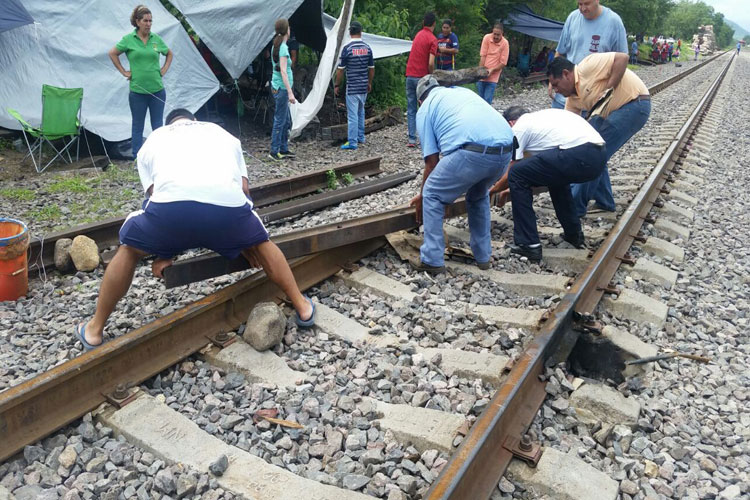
top-left (0, 238), bottom-right (386, 461)
top-left (27, 157), bottom-right (382, 273)
top-left (426, 52), bottom-right (735, 500)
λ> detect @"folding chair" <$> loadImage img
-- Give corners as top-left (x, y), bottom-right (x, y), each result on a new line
top-left (7, 84), bottom-right (84, 173)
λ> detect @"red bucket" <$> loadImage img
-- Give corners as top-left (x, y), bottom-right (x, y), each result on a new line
top-left (0, 218), bottom-right (30, 301)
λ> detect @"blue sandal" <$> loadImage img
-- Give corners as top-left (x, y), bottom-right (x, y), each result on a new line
top-left (295, 296), bottom-right (316, 328)
top-left (76, 323), bottom-right (101, 351)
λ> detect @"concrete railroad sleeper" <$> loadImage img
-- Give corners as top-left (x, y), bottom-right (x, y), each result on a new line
top-left (0, 52), bottom-right (734, 496)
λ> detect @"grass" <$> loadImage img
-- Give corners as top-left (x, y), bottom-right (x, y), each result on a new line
top-left (0, 138), bottom-right (13, 150)
top-left (326, 169), bottom-right (339, 190)
top-left (27, 204), bottom-right (62, 221)
top-left (48, 176), bottom-right (92, 194)
top-left (0, 187), bottom-right (35, 201)
top-left (341, 172), bottom-right (354, 186)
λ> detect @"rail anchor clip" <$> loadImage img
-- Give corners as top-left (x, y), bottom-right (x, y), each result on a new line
top-left (503, 434), bottom-right (542, 467)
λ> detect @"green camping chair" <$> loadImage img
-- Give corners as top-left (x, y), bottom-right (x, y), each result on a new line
top-left (7, 84), bottom-right (84, 173)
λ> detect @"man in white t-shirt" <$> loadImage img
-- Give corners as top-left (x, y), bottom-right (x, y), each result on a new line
top-left (489, 106), bottom-right (607, 262)
top-left (75, 109), bottom-right (315, 351)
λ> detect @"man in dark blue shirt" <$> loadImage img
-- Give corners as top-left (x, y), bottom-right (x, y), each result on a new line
top-left (335, 21), bottom-right (375, 150)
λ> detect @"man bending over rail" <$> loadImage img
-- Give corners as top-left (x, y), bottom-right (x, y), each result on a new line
top-left (489, 107), bottom-right (607, 262)
top-left (547, 53), bottom-right (650, 218)
top-left (76, 109), bottom-right (315, 351)
top-left (409, 75), bottom-right (513, 273)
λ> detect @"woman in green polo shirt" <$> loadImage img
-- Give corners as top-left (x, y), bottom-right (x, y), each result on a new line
top-left (108, 4), bottom-right (173, 158)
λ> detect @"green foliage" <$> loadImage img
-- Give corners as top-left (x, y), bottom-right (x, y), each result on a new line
top-left (744, 36), bottom-right (750, 44)
top-left (326, 169), bottom-right (339, 190)
top-left (0, 187), bottom-right (35, 201)
top-left (28, 204), bottom-right (62, 221)
top-left (341, 172), bottom-right (355, 185)
top-left (663, 1), bottom-right (735, 48)
top-left (48, 176), bottom-right (93, 194)
top-left (0, 138), bottom-right (13, 150)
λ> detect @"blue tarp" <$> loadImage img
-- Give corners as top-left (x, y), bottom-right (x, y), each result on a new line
top-left (505, 5), bottom-right (563, 43)
top-left (0, 0), bottom-right (34, 33)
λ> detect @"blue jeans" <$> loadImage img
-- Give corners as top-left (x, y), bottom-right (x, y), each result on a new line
top-left (571, 99), bottom-right (651, 217)
top-left (509, 143), bottom-right (607, 246)
top-left (271, 88), bottom-right (290, 154)
top-left (551, 93), bottom-right (566, 109)
top-left (406, 77), bottom-right (419, 143)
top-left (421, 149), bottom-right (511, 266)
top-left (475, 81), bottom-right (497, 105)
top-left (346, 93), bottom-right (367, 145)
top-left (129, 89), bottom-right (166, 157)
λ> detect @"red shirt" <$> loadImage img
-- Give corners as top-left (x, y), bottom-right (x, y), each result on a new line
top-left (406, 27), bottom-right (438, 78)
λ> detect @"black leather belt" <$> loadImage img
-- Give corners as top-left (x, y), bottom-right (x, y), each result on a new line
top-left (459, 143), bottom-right (513, 155)
top-left (633, 94), bottom-right (651, 102)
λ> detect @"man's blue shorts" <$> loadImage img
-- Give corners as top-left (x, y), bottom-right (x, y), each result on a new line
top-left (119, 200), bottom-right (270, 259)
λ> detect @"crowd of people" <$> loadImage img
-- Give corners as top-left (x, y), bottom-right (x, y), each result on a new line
top-left (82, 0), bottom-right (653, 350)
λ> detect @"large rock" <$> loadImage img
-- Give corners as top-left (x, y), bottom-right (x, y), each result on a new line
top-left (54, 238), bottom-right (73, 272)
top-left (69, 235), bottom-right (99, 272)
top-left (242, 302), bottom-right (286, 351)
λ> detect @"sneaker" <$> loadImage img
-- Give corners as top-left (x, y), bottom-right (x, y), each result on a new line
top-left (279, 150), bottom-right (296, 158)
top-left (406, 142), bottom-right (416, 148)
top-left (410, 259), bottom-right (446, 275)
top-left (358, 138), bottom-right (366, 145)
top-left (340, 142), bottom-right (357, 150)
top-left (476, 261), bottom-right (491, 270)
top-left (562, 231), bottom-right (586, 249)
top-left (509, 243), bottom-right (542, 262)
top-left (268, 152), bottom-right (284, 161)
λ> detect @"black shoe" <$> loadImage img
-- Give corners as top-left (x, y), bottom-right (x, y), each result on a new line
top-left (563, 231), bottom-right (586, 249)
top-left (280, 150), bottom-right (296, 158)
top-left (410, 259), bottom-right (446, 274)
top-left (268, 152), bottom-right (284, 162)
top-left (476, 261), bottom-right (491, 270)
top-left (509, 244), bottom-right (542, 262)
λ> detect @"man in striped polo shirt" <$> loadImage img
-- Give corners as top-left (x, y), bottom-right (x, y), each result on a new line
top-left (335, 21), bottom-right (375, 150)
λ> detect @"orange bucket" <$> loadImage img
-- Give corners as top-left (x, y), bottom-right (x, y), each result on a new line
top-left (0, 218), bottom-right (30, 301)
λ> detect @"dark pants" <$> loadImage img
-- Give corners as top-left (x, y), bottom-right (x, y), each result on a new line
top-left (129, 89), bottom-right (166, 157)
top-left (509, 143), bottom-right (607, 246)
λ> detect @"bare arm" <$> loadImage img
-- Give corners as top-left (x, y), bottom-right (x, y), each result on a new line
top-left (439, 47), bottom-right (459, 54)
top-left (160, 49), bottom-right (173, 77)
top-left (428, 53), bottom-right (435, 73)
top-left (108, 47), bottom-right (131, 79)
top-left (479, 55), bottom-right (486, 67)
top-left (334, 67), bottom-right (344, 96)
top-left (606, 53), bottom-right (629, 89)
top-left (409, 153), bottom-right (440, 223)
top-left (368, 67), bottom-right (374, 93)
top-left (242, 177), bottom-right (250, 197)
top-left (279, 56), bottom-right (296, 103)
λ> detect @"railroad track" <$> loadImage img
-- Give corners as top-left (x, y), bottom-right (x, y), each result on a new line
top-left (0, 52), bottom-right (735, 499)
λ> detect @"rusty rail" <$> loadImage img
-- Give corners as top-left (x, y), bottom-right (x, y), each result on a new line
top-left (27, 157), bottom-right (382, 273)
top-left (426, 51), bottom-right (735, 500)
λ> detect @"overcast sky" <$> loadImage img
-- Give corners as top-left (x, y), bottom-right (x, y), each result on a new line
top-left (705, 0), bottom-right (750, 31)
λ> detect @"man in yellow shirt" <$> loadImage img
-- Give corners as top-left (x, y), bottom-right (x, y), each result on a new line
top-left (547, 53), bottom-right (650, 218)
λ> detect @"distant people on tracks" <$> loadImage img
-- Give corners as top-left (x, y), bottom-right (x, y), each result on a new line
top-left (75, 109), bottom-right (315, 351)
top-left (268, 18), bottom-right (297, 162)
top-left (630, 39), bottom-right (639, 65)
top-left (476, 21), bottom-right (509, 105)
top-left (489, 107), bottom-right (607, 262)
top-left (738, 42), bottom-right (742, 55)
top-left (409, 76), bottom-right (513, 274)
top-left (436, 19), bottom-right (459, 71)
top-left (547, 53), bottom-right (651, 219)
top-left (405, 12), bottom-right (438, 148)
top-left (334, 21), bottom-right (374, 151)
top-left (550, 0), bottom-right (627, 109)
top-left (694, 43), bottom-right (700, 61)
top-left (109, 4), bottom-right (173, 159)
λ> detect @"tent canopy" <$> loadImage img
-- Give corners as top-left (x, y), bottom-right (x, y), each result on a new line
top-left (322, 13), bottom-right (411, 59)
top-left (0, 0), bottom-right (218, 142)
top-left (0, 0), bottom-right (33, 33)
top-left (505, 5), bottom-right (564, 43)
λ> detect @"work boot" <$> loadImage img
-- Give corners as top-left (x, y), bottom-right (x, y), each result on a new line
top-left (509, 243), bottom-right (542, 262)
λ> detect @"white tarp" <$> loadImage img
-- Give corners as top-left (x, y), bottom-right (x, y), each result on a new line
top-left (169, 0), bottom-right (305, 79)
top-left (322, 13), bottom-right (412, 59)
top-left (289, 1), bottom-right (353, 138)
top-left (0, 0), bottom-right (219, 142)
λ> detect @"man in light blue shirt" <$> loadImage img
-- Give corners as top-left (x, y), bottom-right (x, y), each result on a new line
top-left (550, 0), bottom-right (627, 108)
top-left (409, 76), bottom-right (513, 273)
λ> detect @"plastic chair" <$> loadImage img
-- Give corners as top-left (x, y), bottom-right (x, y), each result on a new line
top-left (7, 84), bottom-right (84, 173)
